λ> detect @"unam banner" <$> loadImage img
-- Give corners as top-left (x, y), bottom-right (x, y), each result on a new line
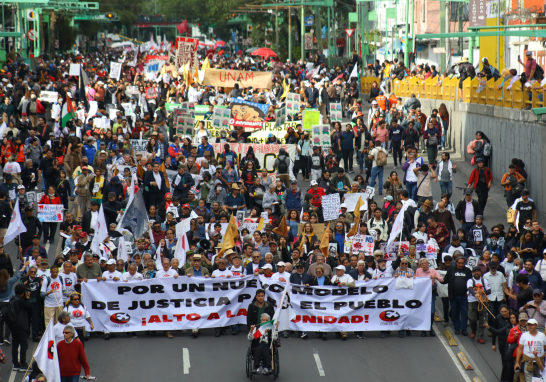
top-left (82, 276), bottom-right (431, 332)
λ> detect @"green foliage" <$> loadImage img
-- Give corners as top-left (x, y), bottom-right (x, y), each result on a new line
top-left (57, 17), bottom-right (76, 51)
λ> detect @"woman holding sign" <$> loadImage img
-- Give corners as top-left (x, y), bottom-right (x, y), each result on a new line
top-left (39, 186), bottom-right (62, 244)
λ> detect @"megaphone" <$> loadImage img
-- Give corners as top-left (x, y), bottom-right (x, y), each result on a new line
top-left (199, 239), bottom-right (212, 251)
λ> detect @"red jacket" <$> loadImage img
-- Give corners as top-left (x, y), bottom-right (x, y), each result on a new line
top-left (39, 194), bottom-right (61, 204)
top-left (57, 339), bottom-right (90, 377)
top-left (307, 187), bottom-right (325, 208)
top-left (468, 167), bottom-right (493, 189)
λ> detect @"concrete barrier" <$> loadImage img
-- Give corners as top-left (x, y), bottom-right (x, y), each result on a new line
top-left (362, 93), bottom-right (546, 224)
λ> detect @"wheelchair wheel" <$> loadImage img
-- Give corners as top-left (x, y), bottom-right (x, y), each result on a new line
top-left (273, 347), bottom-right (280, 379)
top-left (246, 347), bottom-right (252, 379)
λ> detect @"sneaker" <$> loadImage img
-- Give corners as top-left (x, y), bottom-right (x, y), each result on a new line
top-left (253, 369), bottom-right (260, 374)
top-left (19, 362), bottom-right (31, 372)
top-left (470, 331), bottom-right (476, 339)
top-left (429, 329), bottom-right (436, 337)
top-left (282, 332), bottom-right (288, 338)
top-left (461, 330), bottom-right (468, 336)
top-left (12, 362), bottom-right (20, 371)
top-left (393, 166), bottom-right (397, 170)
top-left (131, 333), bottom-right (138, 339)
top-left (3, 339), bottom-right (10, 345)
top-left (192, 330), bottom-right (198, 338)
top-left (263, 367), bottom-right (271, 375)
top-left (166, 332), bottom-right (173, 339)
top-left (477, 338), bottom-right (486, 344)
top-left (355, 333), bottom-right (364, 339)
top-left (454, 330), bottom-right (461, 335)
top-left (300, 332), bottom-right (308, 339)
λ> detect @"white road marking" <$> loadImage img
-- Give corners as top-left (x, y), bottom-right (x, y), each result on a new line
top-left (312, 348), bottom-right (325, 377)
top-left (451, 329), bottom-right (489, 382)
top-left (183, 348), bottom-right (190, 374)
top-left (435, 324), bottom-right (473, 382)
top-left (8, 367), bottom-right (17, 382)
top-left (45, 242), bottom-right (50, 254)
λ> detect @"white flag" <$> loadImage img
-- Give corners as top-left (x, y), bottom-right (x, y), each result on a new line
top-left (387, 203), bottom-right (408, 247)
top-left (272, 280), bottom-right (296, 333)
top-left (175, 232), bottom-right (190, 265)
top-left (90, 205), bottom-right (108, 256)
top-left (118, 236), bottom-right (129, 262)
top-left (4, 199), bottom-right (27, 245)
top-left (34, 318), bottom-right (61, 382)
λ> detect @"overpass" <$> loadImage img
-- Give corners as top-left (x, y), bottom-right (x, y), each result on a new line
top-left (361, 74), bottom-right (546, 225)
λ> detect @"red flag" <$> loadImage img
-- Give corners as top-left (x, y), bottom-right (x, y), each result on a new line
top-left (177, 20), bottom-right (187, 35)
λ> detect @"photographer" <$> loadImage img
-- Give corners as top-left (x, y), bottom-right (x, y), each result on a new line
top-left (7, 283), bottom-right (33, 371)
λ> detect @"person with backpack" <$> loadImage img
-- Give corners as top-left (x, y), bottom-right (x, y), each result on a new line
top-left (0, 261), bottom-right (29, 346)
top-left (39, 264), bottom-right (65, 327)
top-left (273, 148), bottom-right (293, 188)
top-left (473, 131), bottom-right (492, 168)
top-left (501, 164), bottom-right (526, 208)
top-left (457, 57), bottom-right (476, 101)
top-left (518, 51), bottom-right (544, 108)
top-left (6, 283), bottom-right (33, 372)
top-left (368, 139), bottom-right (388, 194)
top-left (467, 266), bottom-right (492, 344)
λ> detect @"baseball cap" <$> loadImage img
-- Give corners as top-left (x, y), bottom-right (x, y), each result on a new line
top-left (340, 203), bottom-right (347, 208)
top-left (17, 185), bottom-right (25, 189)
top-left (464, 188), bottom-right (473, 195)
top-left (489, 261), bottom-right (498, 269)
top-left (533, 289), bottom-right (543, 295)
top-left (106, 259), bottom-right (116, 265)
top-left (182, 204), bottom-right (190, 209)
top-left (528, 318), bottom-right (539, 325)
top-left (522, 189), bottom-right (530, 196)
top-left (472, 266), bottom-right (481, 272)
top-left (290, 180), bottom-right (298, 185)
top-left (526, 51), bottom-right (533, 56)
top-left (335, 265), bottom-right (346, 271)
top-left (261, 264), bottom-right (273, 270)
top-left (277, 261), bottom-right (286, 267)
top-left (310, 180), bottom-right (318, 186)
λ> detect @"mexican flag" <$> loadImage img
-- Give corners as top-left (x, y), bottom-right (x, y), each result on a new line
top-left (253, 320), bottom-right (274, 339)
top-left (61, 95), bottom-right (76, 127)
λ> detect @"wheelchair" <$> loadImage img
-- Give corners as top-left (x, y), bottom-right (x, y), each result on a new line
top-left (245, 342), bottom-right (280, 380)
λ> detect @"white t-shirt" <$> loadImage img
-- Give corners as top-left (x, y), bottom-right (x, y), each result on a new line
top-left (61, 272), bottom-right (78, 301)
top-left (156, 268), bottom-right (178, 278)
top-left (3, 162), bottom-right (21, 174)
top-left (102, 270), bottom-right (122, 280)
top-left (402, 199), bottom-right (417, 209)
top-left (65, 304), bottom-right (91, 328)
top-left (372, 267), bottom-right (394, 279)
top-left (40, 276), bottom-right (65, 308)
top-left (331, 274), bottom-right (355, 285)
top-left (53, 322), bottom-right (78, 343)
top-left (519, 331), bottom-right (546, 358)
top-left (212, 269), bottom-right (234, 278)
top-left (227, 266), bottom-right (246, 276)
top-left (122, 272), bottom-right (144, 281)
top-left (466, 277), bottom-right (491, 303)
top-left (37, 269), bottom-right (51, 280)
top-left (271, 271), bottom-right (291, 282)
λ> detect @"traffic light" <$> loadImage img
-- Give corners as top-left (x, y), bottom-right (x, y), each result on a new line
top-left (104, 12), bottom-right (117, 19)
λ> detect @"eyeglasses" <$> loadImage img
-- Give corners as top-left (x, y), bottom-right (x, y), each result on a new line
top-left (253, 256), bottom-right (260, 259)
top-left (193, 260), bottom-right (201, 262)
top-left (63, 331), bottom-right (71, 334)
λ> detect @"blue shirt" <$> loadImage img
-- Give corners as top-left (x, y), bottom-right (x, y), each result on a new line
top-left (316, 276), bottom-right (325, 286)
top-left (340, 131), bottom-right (355, 150)
top-left (224, 193), bottom-right (245, 208)
top-left (192, 267), bottom-right (202, 276)
top-left (198, 143), bottom-right (214, 157)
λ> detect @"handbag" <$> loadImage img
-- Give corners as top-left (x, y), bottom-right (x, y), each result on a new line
top-left (507, 208), bottom-right (516, 224)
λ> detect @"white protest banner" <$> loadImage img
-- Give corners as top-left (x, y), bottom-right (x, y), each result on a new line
top-left (37, 204), bottom-right (64, 222)
top-left (240, 222), bottom-right (258, 236)
top-left (126, 86), bottom-right (140, 95)
top-left (344, 234), bottom-right (374, 254)
top-left (82, 276), bottom-right (259, 332)
top-left (83, 276), bottom-right (431, 332)
top-left (110, 62), bottom-right (122, 80)
top-left (380, 241), bottom-right (410, 261)
top-left (415, 243), bottom-right (438, 259)
top-left (69, 64), bottom-right (80, 76)
top-left (321, 193), bottom-right (341, 222)
top-left (343, 193), bottom-right (369, 212)
top-left (39, 91), bottom-right (58, 103)
top-left (262, 278), bottom-right (432, 331)
top-left (130, 139), bottom-right (147, 160)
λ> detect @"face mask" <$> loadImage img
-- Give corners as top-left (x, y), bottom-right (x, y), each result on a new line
top-left (49, 193), bottom-right (55, 197)
top-left (217, 187), bottom-right (222, 192)
top-left (70, 133), bottom-right (75, 136)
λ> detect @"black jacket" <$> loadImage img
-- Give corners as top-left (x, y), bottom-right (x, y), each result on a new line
top-left (455, 198), bottom-right (482, 223)
top-left (20, 216), bottom-right (42, 246)
top-left (8, 295), bottom-right (32, 333)
top-left (247, 301), bottom-right (275, 327)
top-left (349, 269), bottom-right (372, 281)
top-left (487, 313), bottom-right (511, 348)
top-left (103, 200), bottom-right (122, 227)
top-left (0, 200), bottom-right (12, 229)
top-left (81, 210), bottom-right (94, 233)
top-left (290, 272), bottom-right (313, 285)
top-left (311, 275), bottom-right (332, 286)
top-left (144, 170), bottom-right (168, 196)
top-left (172, 172), bottom-right (195, 201)
top-left (0, 254), bottom-right (14, 277)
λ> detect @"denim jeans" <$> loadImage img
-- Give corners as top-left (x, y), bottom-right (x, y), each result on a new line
top-left (441, 124), bottom-right (448, 148)
top-left (369, 166), bottom-right (384, 191)
top-left (450, 295), bottom-right (469, 330)
top-left (406, 182), bottom-right (417, 201)
top-left (61, 376), bottom-right (80, 382)
top-left (356, 151), bottom-right (364, 171)
top-left (439, 180), bottom-right (452, 198)
top-left (461, 222), bottom-right (474, 238)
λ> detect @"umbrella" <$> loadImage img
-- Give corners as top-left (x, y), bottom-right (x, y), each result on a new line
top-left (214, 40), bottom-right (226, 48)
top-left (245, 47), bottom-right (258, 53)
top-left (251, 47), bottom-right (277, 58)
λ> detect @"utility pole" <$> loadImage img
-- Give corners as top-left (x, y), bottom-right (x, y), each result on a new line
top-left (288, 6), bottom-right (292, 62)
top-left (404, 0), bottom-right (409, 66)
top-left (301, 6), bottom-right (304, 63)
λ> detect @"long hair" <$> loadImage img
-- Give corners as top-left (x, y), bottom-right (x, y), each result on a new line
top-left (0, 269), bottom-right (9, 293)
top-left (438, 103), bottom-right (449, 120)
top-left (287, 209), bottom-right (300, 223)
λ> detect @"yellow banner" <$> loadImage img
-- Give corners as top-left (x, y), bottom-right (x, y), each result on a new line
top-left (203, 68), bottom-right (273, 89)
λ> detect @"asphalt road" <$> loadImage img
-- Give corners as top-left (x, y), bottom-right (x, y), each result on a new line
top-left (0, 102), bottom-right (507, 382)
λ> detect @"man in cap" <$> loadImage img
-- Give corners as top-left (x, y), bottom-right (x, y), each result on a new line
top-left (519, 289), bottom-right (546, 332)
top-left (515, 315), bottom-right (546, 381)
top-left (271, 262), bottom-right (291, 282)
top-left (483, 261), bottom-right (507, 330)
top-left (99, 259), bottom-right (122, 281)
top-left (412, 163), bottom-right (436, 205)
top-left (442, 256), bottom-right (472, 335)
top-left (466, 266), bottom-right (491, 343)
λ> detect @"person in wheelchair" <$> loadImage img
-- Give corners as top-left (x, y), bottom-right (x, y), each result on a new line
top-left (248, 313), bottom-right (279, 375)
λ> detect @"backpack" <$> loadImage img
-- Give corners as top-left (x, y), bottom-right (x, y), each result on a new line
top-left (509, 175), bottom-right (523, 197)
top-left (277, 157), bottom-right (290, 174)
top-left (46, 275), bottom-right (64, 289)
top-left (29, 100), bottom-right (37, 113)
top-left (483, 142), bottom-right (492, 157)
top-left (0, 297), bottom-right (18, 326)
top-left (376, 149), bottom-right (387, 167)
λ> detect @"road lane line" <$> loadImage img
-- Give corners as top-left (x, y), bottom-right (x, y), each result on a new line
top-left (183, 348), bottom-right (190, 374)
top-left (8, 367), bottom-right (17, 382)
top-left (436, 324), bottom-right (473, 382)
top-left (312, 348), bottom-right (325, 377)
top-left (45, 242), bottom-right (50, 254)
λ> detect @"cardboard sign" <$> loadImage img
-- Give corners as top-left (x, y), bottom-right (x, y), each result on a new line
top-left (286, 93), bottom-right (301, 114)
top-left (203, 68), bottom-right (272, 89)
top-left (37, 204), bottom-right (64, 222)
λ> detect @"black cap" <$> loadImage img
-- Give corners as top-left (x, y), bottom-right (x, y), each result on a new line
top-left (522, 189), bottom-right (530, 196)
top-left (489, 261), bottom-right (498, 269)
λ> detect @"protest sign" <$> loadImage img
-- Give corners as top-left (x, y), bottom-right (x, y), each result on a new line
top-left (286, 93), bottom-right (301, 114)
top-left (203, 68), bottom-right (272, 89)
top-left (303, 109), bottom-right (320, 132)
top-left (145, 87), bottom-right (157, 100)
top-left (321, 193), bottom-right (341, 222)
top-left (275, 107), bottom-right (287, 127)
top-left (344, 234), bottom-right (374, 254)
top-left (415, 243), bottom-right (438, 259)
top-left (129, 139), bottom-right (147, 159)
top-left (37, 204), bottom-right (64, 222)
top-left (240, 222), bottom-right (259, 236)
top-left (380, 241), bottom-right (411, 261)
top-left (83, 276), bottom-right (432, 332)
top-left (330, 103), bottom-right (343, 122)
top-left (69, 64), bottom-right (80, 76)
top-left (165, 103), bottom-right (182, 112)
top-left (126, 86), bottom-right (139, 95)
top-left (173, 109), bottom-right (194, 137)
top-left (297, 223), bottom-right (326, 238)
top-left (229, 99), bottom-right (269, 129)
top-left (211, 106), bottom-right (230, 129)
top-left (344, 193), bottom-right (369, 212)
top-left (311, 124), bottom-right (331, 150)
top-left (39, 91), bottom-right (58, 103)
top-left (175, 37), bottom-right (198, 72)
top-left (110, 62), bottom-right (122, 80)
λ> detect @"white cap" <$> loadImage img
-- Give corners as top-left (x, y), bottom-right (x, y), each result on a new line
top-left (340, 203), bottom-right (347, 208)
top-left (310, 180), bottom-right (318, 186)
top-left (528, 318), bottom-right (539, 325)
top-left (372, 100), bottom-right (378, 105)
top-left (335, 265), bottom-right (346, 271)
top-left (17, 185), bottom-right (25, 189)
top-left (106, 259), bottom-right (116, 265)
top-left (261, 264), bottom-right (273, 270)
top-left (277, 261), bottom-right (286, 267)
